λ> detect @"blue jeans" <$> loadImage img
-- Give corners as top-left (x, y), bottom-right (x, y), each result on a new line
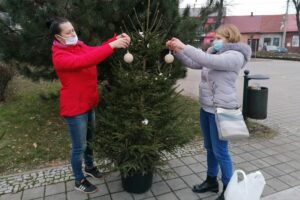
top-left (65, 109), bottom-right (95, 182)
top-left (200, 108), bottom-right (233, 186)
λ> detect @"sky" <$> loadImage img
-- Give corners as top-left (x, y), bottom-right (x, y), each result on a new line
top-left (179, 0), bottom-right (297, 16)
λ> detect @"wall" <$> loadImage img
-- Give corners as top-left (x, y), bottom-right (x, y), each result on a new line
top-left (259, 33), bottom-right (282, 47)
top-left (285, 32), bottom-right (299, 53)
top-left (241, 33), bottom-right (262, 51)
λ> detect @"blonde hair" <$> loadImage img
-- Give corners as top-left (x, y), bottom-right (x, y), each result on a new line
top-left (215, 24), bottom-right (241, 43)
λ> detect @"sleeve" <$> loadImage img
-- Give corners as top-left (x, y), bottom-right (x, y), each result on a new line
top-left (174, 51), bottom-right (203, 70)
top-left (102, 33), bottom-right (117, 45)
top-left (180, 45), bottom-right (244, 71)
top-left (53, 43), bottom-right (114, 71)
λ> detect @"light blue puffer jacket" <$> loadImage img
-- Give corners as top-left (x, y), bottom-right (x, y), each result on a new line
top-left (175, 43), bottom-right (252, 113)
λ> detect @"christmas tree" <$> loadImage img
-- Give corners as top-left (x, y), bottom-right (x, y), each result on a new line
top-left (93, 0), bottom-right (192, 192)
top-left (0, 0), bottom-right (197, 81)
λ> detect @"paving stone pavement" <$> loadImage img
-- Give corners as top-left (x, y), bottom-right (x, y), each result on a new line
top-left (1, 59), bottom-right (300, 199)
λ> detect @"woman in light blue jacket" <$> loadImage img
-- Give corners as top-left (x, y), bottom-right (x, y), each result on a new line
top-left (166, 24), bottom-right (251, 200)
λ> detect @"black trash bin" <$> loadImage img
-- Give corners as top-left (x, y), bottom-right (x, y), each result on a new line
top-left (242, 70), bottom-right (270, 120)
top-left (246, 86), bottom-right (268, 119)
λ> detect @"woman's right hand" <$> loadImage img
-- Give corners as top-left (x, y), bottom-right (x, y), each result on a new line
top-left (109, 38), bottom-right (129, 49)
top-left (166, 37), bottom-right (186, 53)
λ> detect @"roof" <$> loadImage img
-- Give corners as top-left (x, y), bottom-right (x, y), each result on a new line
top-left (223, 14), bottom-right (298, 33)
top-left (224, 15), bottom-right (262, 33)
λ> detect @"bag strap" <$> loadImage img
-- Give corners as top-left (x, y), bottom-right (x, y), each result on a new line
top-left (207, 80), bottom-right (217, 109)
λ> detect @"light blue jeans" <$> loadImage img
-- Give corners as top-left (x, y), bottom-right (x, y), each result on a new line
top-left (65, 109), bottom-right (95, 182)
top-left (200, 108), bottom-right (233, 186)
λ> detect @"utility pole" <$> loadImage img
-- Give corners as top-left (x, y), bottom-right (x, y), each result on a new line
top-left (282, 0), bottom-right (290, 47)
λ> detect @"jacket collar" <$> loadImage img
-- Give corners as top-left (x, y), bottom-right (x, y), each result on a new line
top-left (52, 40), bottom-right (84, 49)
top-left (218, 42), bottom-right (252, 62)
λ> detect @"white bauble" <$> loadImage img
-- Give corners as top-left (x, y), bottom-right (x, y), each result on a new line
top-left (142, 119), bottom-right (149, 125)
top-left (124, 52), bottom-right (134, 63)
top-left (164, 52), bottom-right (174, 64)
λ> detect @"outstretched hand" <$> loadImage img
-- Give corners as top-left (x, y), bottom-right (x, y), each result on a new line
top-left (110, 33), bottom-right (131, 49)
top-left (166, 37), bottom-right (186, 53)
top-left (109, 37), bottom-right (129, 49)
top-left (117, 33), bottom-right (131, 44)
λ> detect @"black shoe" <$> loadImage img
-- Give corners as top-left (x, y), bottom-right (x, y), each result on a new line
top-left (84, 166), bottom-right (103, 178)
top-left (192, 176), bottom-right (219, 193)
top-left (75, 178), bottom-right (98, 193)
top-left (215, 185), bottom-right (226, 200)
top-left (216, 191), bottom-right (225, 200)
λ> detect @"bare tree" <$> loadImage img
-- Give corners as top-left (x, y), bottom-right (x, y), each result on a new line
top-left (292, 0), bottom-right (300, 52)
top-left (215, 0), bottom-right (224, 28)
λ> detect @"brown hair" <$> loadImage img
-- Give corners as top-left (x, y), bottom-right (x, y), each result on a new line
top-left (46, 17), bottom-right (69, 39)
top-left (215, 24), bottom-right (241, 43)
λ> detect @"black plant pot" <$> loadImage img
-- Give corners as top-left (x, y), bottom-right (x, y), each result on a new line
top-left (121, 171), bottom-right (153, 194)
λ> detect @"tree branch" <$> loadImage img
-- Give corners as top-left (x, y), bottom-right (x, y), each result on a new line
top-left (215, 0), bottom-right (224, 29)
top-left (133, 8), bottom-right (145, 33)
top-left (146, 0), bottom-right (151, 31)
top-left (0, 20), bottom-right (19, 33)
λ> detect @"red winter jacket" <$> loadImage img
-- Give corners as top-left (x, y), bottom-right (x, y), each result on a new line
top-left (52, 36), bottom-right (116, 117)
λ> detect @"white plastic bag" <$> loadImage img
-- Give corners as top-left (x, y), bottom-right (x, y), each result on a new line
top-left (225, 170), bottom-right (266, 200)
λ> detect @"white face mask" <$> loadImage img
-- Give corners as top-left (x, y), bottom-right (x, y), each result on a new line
top-left (58, 35), bottom-right (78, 45)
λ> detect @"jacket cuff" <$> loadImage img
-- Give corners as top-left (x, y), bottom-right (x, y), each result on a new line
top-left (102, 33), bottom-right (117, 46)
top-left (174, 45), bottom-right (194, 60)
top-left (174, 50), bottom-right (186, 61)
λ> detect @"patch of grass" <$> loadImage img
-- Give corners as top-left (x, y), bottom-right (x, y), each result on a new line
top-left (0, 77), bottom-right (69, 175)
top-left (176, 95), bottom-right (201, 139)
top-left (254, 51), bottom-right (300, 61)
top-left (247, 119), bottom-right (278, 139)
top-left (0, 78), bottom-right (202, 175)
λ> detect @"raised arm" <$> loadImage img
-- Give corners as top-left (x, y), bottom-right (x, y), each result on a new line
top-left (52, 44), bottom-right (114, 71)
top-left (180, 45), bottom-right (244, 72)
top-left (53, 36), bottom-right (129, 71)
top-left (174, 51), bottom-right (203, 70)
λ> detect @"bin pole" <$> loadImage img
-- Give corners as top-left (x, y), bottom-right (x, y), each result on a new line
top-left (242, 70), bottom-right (250, 120)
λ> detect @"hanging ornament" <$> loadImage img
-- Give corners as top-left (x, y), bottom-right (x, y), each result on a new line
top-left (164, 51), bottom-right (174, 64)
top-left (139, 31), bottom-right (144, 38)
top-left (142, 119), bottom-right (149, 125)
top-left (124, 50), bottom-right (134, 63)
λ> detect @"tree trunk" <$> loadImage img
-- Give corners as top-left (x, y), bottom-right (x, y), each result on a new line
top-left (296, 10), bottom-right (300, 53)
top-left (292, 1), bottom-right (300, 53)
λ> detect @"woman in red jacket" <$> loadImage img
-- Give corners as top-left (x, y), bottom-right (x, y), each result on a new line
top-left (47, 17), bottom-right (130, 194)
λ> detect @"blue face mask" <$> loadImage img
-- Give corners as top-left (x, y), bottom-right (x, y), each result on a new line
top-left (213, 39), bottom-right (224, 51)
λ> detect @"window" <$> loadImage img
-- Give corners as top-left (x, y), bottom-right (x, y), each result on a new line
top-left (263, 38), bottom-right (271, 45)
top-left (273, 38), bottom-right (280, 46)
top-left (292, 35), bottom-right (299, 47)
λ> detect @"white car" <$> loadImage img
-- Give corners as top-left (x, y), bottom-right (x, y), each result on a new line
top-left (265, 45), bottom-right (278, 52)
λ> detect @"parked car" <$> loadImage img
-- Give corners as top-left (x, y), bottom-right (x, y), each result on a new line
top-left (265, 45), bottom-right (277, 52)
top-left (265, 45), bottom-right (288, 53)
top-left (276, 47), bottom-right (288, 53)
